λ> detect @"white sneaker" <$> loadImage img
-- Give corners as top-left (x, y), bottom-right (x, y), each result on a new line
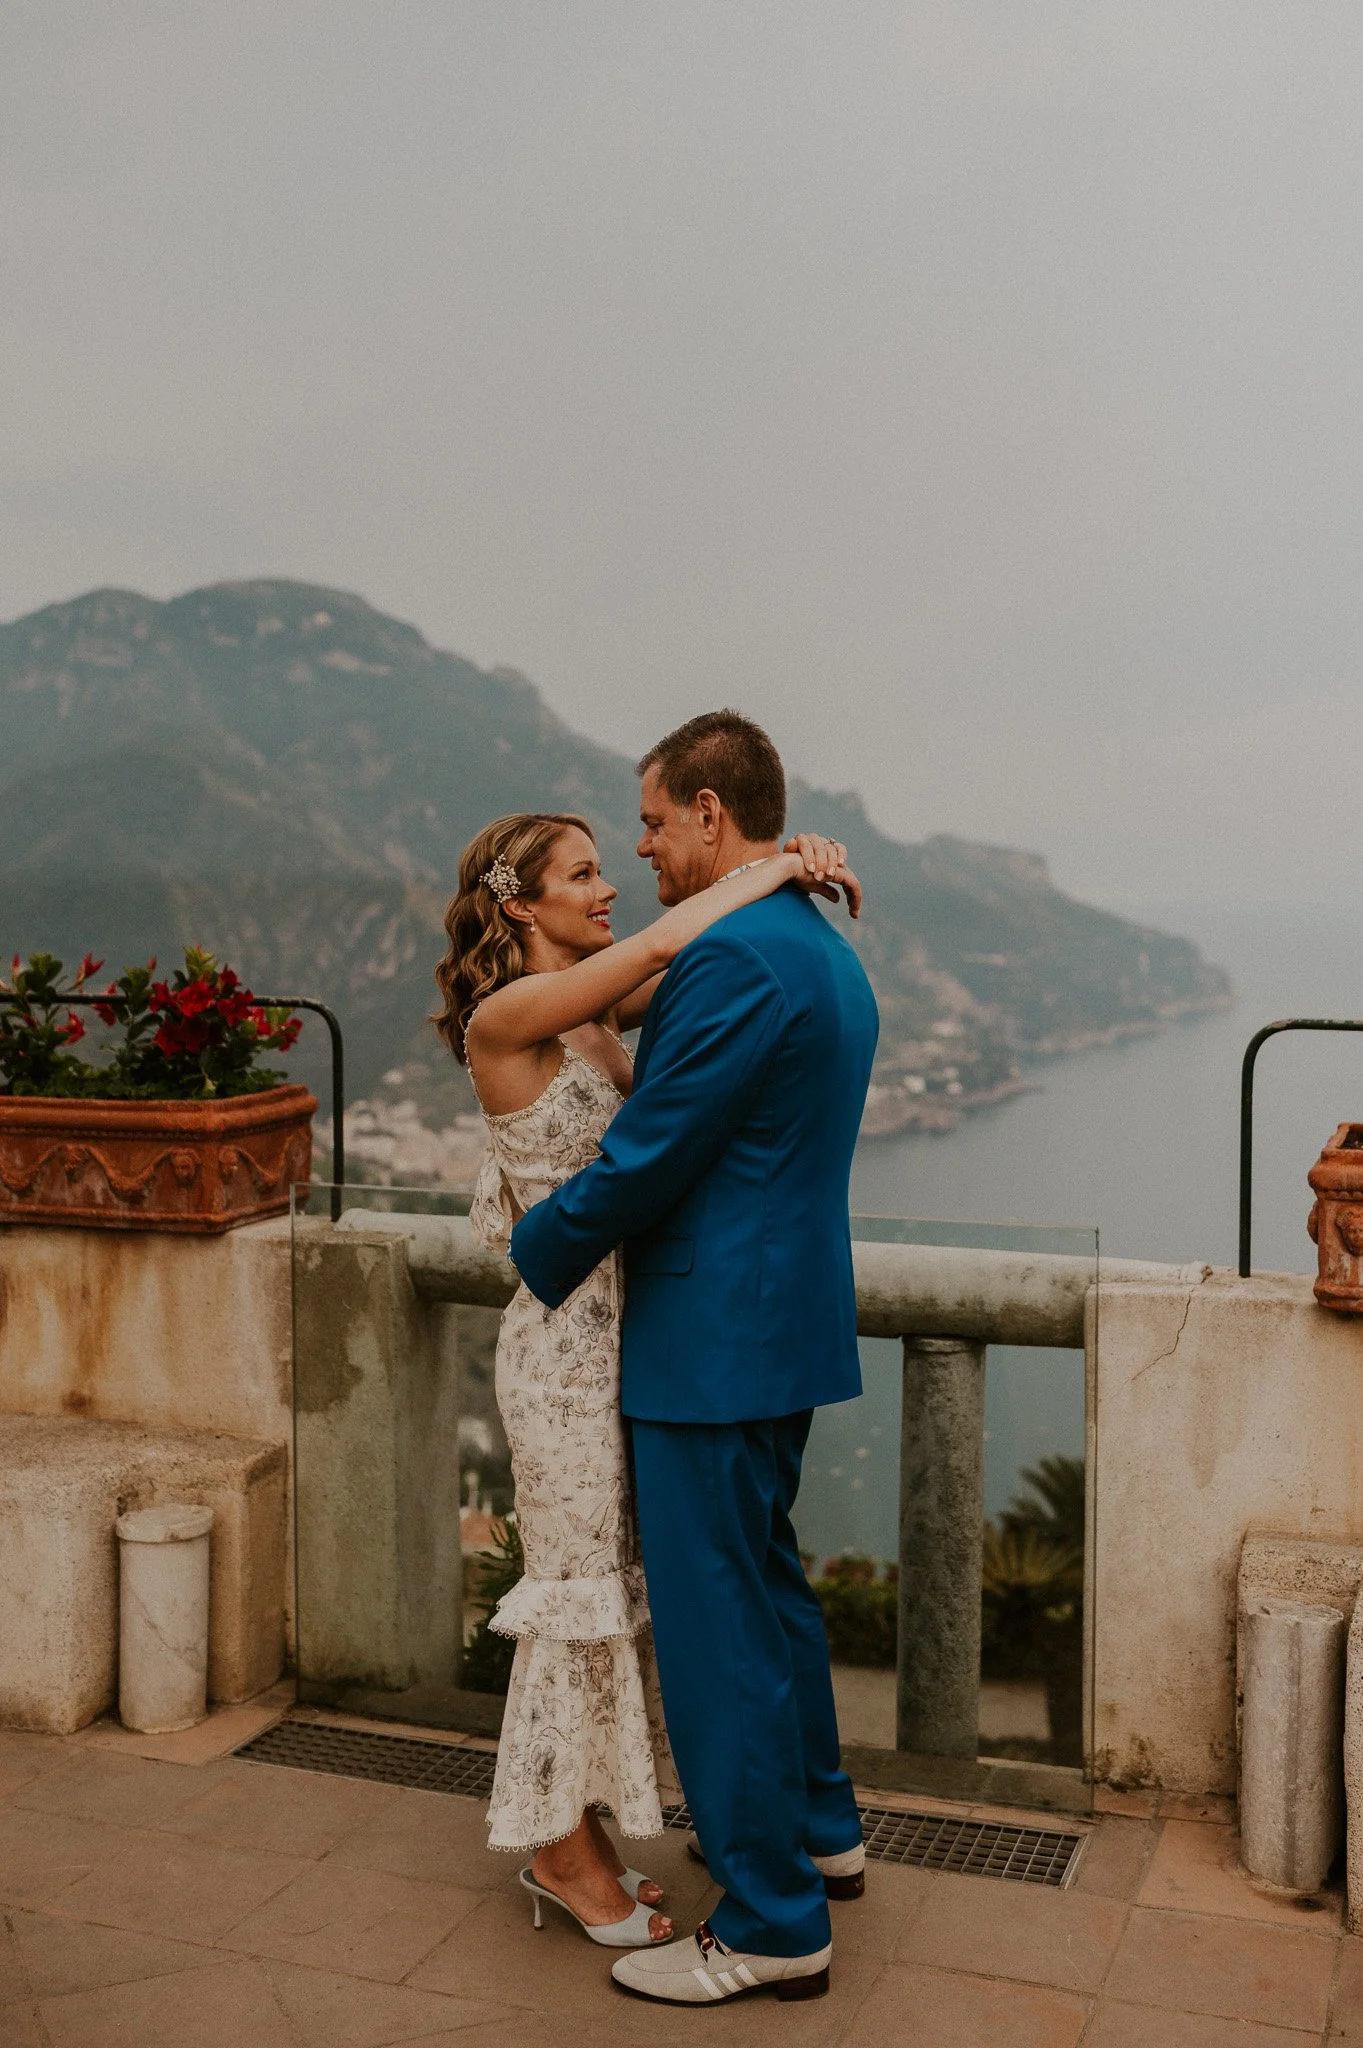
top-left (611, 1919), bottom-right (832, 2004)
top-left (812, 1842), bottom-right (866, 1899)
top-left (685, 1832), bottom-right (865, 1899)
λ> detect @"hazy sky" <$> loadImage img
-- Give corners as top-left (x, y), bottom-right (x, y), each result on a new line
top-left (5, 4), bottom-right (1360, 913)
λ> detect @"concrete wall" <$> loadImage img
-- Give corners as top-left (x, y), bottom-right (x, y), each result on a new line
top-left (0, 1219), bottom-right (293, 1445)
top-left (0, 1217), bottom-right (296, 1649)
top-left (1088, 1271), bottom-right (1363, 1795)
top-left (0, 1217), bottom-right (465, 1705)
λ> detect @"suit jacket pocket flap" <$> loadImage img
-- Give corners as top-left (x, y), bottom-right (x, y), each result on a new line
top-left (631, 1236), bottom-right (694, 1275)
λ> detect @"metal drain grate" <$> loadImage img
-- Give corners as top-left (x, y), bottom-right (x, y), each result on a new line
top-left (860, 1806), bottom-right (1083, 1887)
top-left (238, 1720), bottom-right (499, 1798)
top-left (238, 1722), bottom-right (1084, 1888)
top-left (670, 1800), bottom-right (1081, 1886)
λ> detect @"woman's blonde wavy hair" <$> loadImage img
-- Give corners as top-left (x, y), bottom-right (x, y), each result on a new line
top-left (433, 812), bottom-right (594, 1062)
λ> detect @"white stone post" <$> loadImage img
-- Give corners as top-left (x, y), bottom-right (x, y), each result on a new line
top-left (1240, 1594), bottom-right (1345, 1895)
top-left (116, 1504), bottom-right (214, 1732)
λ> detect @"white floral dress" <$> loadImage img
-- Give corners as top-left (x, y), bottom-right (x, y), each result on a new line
top-left (469, 1041), bottom-right (678, 1851)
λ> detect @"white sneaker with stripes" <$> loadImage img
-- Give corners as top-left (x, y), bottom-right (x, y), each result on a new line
top-left (611, 1920), bottom-right (832, 2004)
top-left (685, 1831), bottom-right (866, 1899)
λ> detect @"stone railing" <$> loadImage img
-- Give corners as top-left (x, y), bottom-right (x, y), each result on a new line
top-left (336, 1212), bottom-right (1203, 1783)
top-left (5, 1208), bottom-right (1361, 1805)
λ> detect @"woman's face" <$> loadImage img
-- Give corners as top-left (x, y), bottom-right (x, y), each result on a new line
top-left (525, 826), bottom-right (617, 956)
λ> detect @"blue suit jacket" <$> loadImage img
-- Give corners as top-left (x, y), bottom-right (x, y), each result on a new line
top-left (509, 885), bottom-right (879, 1424)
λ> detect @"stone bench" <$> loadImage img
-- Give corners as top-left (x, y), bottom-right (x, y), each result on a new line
top-left (0, 1413), bottom-right (286, 1733)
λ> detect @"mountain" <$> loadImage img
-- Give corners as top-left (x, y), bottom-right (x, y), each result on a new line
top-left (0, 580), bottom-right (1230, 1132)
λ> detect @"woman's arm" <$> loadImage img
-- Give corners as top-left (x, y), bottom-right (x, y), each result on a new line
top-left (615, 974), bottom-right (665, 1033)
top-left (470, 845), bottom-right (856, 1057)
top-left (511, 933), bottom-right (788, 1305)
top-left (614, 832), bottom-right (859, 1032)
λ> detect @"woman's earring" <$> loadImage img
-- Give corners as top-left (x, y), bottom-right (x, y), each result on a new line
top-left (527, 917), bottom-right (537, 932)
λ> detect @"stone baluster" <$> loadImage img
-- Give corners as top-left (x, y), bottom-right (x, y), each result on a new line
top-left (897, 1336), bottom-right (985, 1758)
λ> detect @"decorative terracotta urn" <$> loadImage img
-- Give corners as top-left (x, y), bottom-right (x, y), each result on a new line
top-left (0, 1084), bottom-right (316, 1234)
top-left (1307, 1124), bottom-right (1363, 1312)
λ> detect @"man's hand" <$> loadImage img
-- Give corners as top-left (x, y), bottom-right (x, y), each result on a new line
top-left (784, 832), bottom-right (862, 919)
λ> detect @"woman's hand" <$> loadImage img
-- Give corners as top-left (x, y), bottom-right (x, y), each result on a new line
top-left (784, 833), bottom-right (863, 919)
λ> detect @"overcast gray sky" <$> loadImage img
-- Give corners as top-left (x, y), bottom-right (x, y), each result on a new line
top-left (4, 3), bottom-right (1360, 912)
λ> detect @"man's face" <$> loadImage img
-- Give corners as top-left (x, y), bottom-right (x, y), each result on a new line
top-left (637, 765), bottom-right (712, 905)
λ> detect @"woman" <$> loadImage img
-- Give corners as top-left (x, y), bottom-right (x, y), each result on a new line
top-left (433, 811), bottom-right (858, 1948)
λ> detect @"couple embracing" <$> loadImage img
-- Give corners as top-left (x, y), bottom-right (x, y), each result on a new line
top-left (433, 710), bottom-right (878, 2006)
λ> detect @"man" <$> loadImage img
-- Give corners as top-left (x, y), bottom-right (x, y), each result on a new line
top-left (510, 709), bottom-right (879, 2006)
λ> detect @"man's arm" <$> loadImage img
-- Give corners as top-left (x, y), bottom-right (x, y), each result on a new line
top-left (509, 931), bottom-right (790, 1307)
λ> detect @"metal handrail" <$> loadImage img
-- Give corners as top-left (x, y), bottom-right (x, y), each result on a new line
top-left (48, 992), bottom-right (345, 1221)
top-left (1239, 1019), bottom-right (1363, 1276)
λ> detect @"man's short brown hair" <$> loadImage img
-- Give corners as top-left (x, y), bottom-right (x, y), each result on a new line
top-left (638, 710), bottom-right (786, 842)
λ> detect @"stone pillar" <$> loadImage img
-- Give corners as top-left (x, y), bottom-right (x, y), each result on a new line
top-left (1241, 1594), bottom-right (1345, 1895)
top-left (116, 1504), bottom-right (214, 1733)
top-left (897, 1336), bottom-right (985, 1757)
top-left (292, 1225), bottom-right (462, 1694)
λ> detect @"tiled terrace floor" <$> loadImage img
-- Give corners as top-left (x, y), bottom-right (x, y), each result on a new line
top-left (0, 1702), bottom-right (1358, 2047)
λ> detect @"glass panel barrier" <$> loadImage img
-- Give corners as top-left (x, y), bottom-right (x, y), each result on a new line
top-left (291, 1186), bottom-right (1099, 1809)
top-left (290, 1181), bottom-right (505, 1736)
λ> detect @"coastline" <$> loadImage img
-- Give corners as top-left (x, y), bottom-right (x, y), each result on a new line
top-left (858, 991), bottom-right (1234, 1142)
top-left (859, 1074), bottom-right (1040, 1140)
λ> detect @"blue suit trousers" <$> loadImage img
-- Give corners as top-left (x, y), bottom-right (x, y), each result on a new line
top-left (629, 1411), bottom-right (862, 1958)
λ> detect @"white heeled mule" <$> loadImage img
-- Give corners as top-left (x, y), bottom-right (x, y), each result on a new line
top-left (621, 1867), bottom-right (662, 1903)
top-left (519, 1868), bottom-right (672, 1947)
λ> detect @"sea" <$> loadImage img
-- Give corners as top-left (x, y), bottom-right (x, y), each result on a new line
top-left (794, 903), bottom-right (1363, 1565)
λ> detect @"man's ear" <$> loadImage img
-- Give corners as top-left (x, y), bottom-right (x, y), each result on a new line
top-left (694, 788), bottom-right (725, 843)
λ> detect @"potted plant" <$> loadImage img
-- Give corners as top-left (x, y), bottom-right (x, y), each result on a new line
top-left (1308, 1124), bottom-right (1363, 1312)
top-left (0, 948), bottom-right (315, 1233)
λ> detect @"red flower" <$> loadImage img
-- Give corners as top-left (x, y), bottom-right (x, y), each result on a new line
top-left (59, 1014), bottom-right (86, 1045)
top-left (174, 978), bottom-right (217, 1019)
top-left (245, 1007), bottom-right (301, 1049)
top-left (76, 953), bottom-right (104, 985)
top-left (153, 1013), bottom-right (212, 1057)
top-left (92, 984), bottom-right (121, 1027)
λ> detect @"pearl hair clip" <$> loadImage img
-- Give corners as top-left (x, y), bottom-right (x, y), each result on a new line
top-left (481, 857), bottom-right (522, 903)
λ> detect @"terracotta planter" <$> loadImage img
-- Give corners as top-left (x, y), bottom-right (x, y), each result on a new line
top-left (1307, 1123), bottom-right (1363, 1312)
top-left (0, 1085), bottom-right (316, 1234)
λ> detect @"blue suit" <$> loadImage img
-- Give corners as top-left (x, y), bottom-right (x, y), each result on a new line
top-left (511, 885), bottom-right (879, 1956)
